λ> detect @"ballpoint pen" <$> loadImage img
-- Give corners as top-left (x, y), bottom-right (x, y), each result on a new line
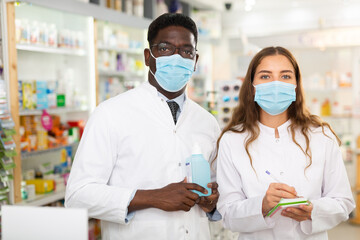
top-left (265, 170), bottom-right (301, 198)
top-left (265, 170), bottom-right (281, 183)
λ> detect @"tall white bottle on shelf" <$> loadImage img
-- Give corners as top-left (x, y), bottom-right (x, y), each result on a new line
top-left (185, 142), bottom-right (212, 197)
top-left (156, 0), bottom-right (168, 18)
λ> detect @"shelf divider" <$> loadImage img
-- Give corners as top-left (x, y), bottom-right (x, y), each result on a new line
top-left (16, 189), bottom-right (65, 206)
top-left (7, 0), bottom-right (152, 29)
top-left (17, 44), bottom-right (87, 56)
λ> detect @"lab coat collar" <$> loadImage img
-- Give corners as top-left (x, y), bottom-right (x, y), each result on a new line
top-left (141, 81), bottom-right (188, 111)
top-left (258, 119), bottom-right (291, 138)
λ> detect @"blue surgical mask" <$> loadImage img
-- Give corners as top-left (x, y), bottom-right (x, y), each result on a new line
top-left (149, 51), bottom-right (195, 92)
top-left (254, 81), bottom-right (296, 115)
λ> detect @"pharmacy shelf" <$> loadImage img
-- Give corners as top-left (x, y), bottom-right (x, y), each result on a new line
top-left (97, 45), bottom-right (143, 55)
top-left (8, 0), bottom-right (151, 29)
top-left (17, 189), bottom-right (65, 206)
top-left (16, 44), bottom-right (87, 56)
top-left (306, 88), bottom-right (352, 92)
top-left (322, 115), bottom-right (353, 120)
top-left (99, 70), bottom-right (144, 78)
top-left (21, 142), bottom-right (79, 159)
top-left (19, 107), bottom-right (88, 116)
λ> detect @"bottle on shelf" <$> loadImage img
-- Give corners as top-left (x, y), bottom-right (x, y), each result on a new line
top-left (345, 141), bottom-right (353, 162)
top-left (48, 24), bottom-right (58, 48)
top-left (106, 0), bottom-right (114, 9)
top-left (310, 98), bottom-right (321, 116)
top-left (133, 0), bottom-right (144, 17)
top-left (114, 0), bottom-right (122, 11)
top-left (332, 101), bottom-right (341, 116)
top-left (321, 99), bottom-right (331, 117)
top-left (124, 0), bottom-right (133, 15)
top-left (156, 0), bottom-right (168, 17)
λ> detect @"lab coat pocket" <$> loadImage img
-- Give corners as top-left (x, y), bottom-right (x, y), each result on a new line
top-left (197, 217), bottom-right (211, 240)
top-left (119, 219), bottom-right (167, 240)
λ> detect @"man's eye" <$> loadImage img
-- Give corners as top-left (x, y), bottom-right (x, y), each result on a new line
top-left (159, 47), bottom-right (170, 52)
top-left (183, 50), bottom-right (192, 55)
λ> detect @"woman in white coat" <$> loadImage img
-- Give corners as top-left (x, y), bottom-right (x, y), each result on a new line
top-left (216, 46), bottom-right (355, 239)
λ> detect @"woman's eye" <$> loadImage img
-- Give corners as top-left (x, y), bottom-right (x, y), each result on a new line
top-left (282, 75), bottom-right (291, 79)
top-left (260, 75), bottom-right (270, 79)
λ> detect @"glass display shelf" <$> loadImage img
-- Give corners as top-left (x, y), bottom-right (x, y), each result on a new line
top-left (305, 88), bottom-right (353, 93)
top-left (16, 189), bottom-right (65, 207)
top-left (97, 45), bottom-right (143, 55)
top-left (98, 70), bottom-right (144, 78)
top-left (19, 108), bottom-right (88, 116)
top-left (21, 142), bottom-right (79, 159)
top-left (17, 44), bottom-right (87, 56)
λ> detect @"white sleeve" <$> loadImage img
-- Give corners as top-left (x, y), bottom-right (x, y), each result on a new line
top-left (217, 134), bottom-right (275, 233)
top-left (65, 104), bottom-right (135, 224)
top-left (300, 135), bottom-right (355, 234)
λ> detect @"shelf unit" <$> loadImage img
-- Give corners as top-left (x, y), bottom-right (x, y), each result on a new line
top-left (19, 108), bottom-right (88, 116)
top-left (97, 45), bottom-right (143, 55)
top-left (95, 19), bottom-right (147, 105)
top-left (16, 189), bottom-right (65, 206)
top-left (98, 70), bottom-right (144, 78)
top-left (16, 44), bottom-right (87, 56)
top-left (2, 0), bottom-right (151, 204)
top-left (21, 142), bottom-right (78, 158)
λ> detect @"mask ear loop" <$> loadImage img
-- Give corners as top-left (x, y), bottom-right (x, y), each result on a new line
top-left (149, 49), bottom-right (157, 77)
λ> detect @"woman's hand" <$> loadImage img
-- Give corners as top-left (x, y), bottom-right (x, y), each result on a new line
top-left (262, 183), bottom-right (297, 216)
top-left (281, 203), bottom-right (313, 222)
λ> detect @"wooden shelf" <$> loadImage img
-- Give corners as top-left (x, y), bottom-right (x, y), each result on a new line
top-left (19, 108), bottom-right (88, 116)
top-left (97, 45), bottom-right (143, 55)
top-left (16, 189), bottom-right (65, 206)
top-left (17, 44), bottom-right (87, 56)
top-left (21, 142), bottom-right (79, 158)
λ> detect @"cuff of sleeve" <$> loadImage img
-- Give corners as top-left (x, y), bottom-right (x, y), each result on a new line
top-left (300, 200), bottom-right (317, 235)
top-left (206, 209), bottom-right (222, 221)
top-left (125, 190), bottom-right (137, 223)
top-left (248, 195), bottom-right (276, 230)
top-left (300, 220), bottom-right (313, 235)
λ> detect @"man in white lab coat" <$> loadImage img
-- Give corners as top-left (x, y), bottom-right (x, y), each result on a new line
top-left (65, 13), bottom-right (221, 239)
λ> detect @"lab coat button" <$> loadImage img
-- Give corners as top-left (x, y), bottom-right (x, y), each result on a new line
top-left (186, 230), bottom-right (189, 234)
top-left (276, 139), bottom-right (279, 143)
top-left (178, 163), bottom-right (181, 167)
top-left (173, 130), bottom-right (176, 134)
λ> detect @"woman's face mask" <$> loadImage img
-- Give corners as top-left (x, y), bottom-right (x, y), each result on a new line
top-left (149, 51), bottom-right (195, 92)
top-left (254, 81), bottom-right (296, 115)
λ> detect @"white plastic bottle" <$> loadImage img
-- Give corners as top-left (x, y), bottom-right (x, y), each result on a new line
top-left (185, 143), bottom-right (212, 197)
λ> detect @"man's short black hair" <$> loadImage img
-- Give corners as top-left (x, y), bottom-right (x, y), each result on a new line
top-left (147, 13), bottom-right (198, 47)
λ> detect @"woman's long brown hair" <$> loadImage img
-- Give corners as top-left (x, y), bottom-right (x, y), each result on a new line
top-left (213, 46), bottom-right (340, 172)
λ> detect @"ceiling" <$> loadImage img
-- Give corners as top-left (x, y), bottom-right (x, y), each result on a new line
top-left (183, 0), bottom-right (359, 11)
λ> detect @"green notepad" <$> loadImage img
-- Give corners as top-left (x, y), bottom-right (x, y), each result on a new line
top-left (266, 197), bottom-right (309, 217)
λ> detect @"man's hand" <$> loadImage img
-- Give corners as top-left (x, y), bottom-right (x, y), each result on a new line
top-left (128, 178), bottom-right (208, 213)
top-left (197, 182), bottom-right (219, 213)
top-left (281, 203), bottom-right (313, 222)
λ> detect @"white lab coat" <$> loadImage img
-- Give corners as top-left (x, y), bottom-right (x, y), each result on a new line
top-left (65, 82), bottom-right (221, 240)
top-left (217, 120), bottom-right (355, 240)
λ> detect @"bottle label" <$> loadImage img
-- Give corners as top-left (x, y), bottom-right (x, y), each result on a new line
top-left (185, 162), bottom-right (192, 183)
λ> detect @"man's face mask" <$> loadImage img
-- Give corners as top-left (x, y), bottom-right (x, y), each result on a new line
top-left (149, 50), bottom-right (195, 92)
